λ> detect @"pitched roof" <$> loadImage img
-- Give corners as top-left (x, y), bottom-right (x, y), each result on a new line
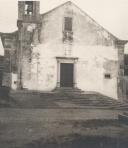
top-left (41, 1), bottom-right (127, 44)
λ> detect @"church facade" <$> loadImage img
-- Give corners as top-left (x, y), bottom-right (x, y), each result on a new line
top-left (0, 1), bottom-right (127, 100)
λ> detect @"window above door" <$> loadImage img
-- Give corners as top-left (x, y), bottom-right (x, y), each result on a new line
top-left (63, 17), bottom-right (73, 42)
top-left (64, 17), bottom-right (72, 31)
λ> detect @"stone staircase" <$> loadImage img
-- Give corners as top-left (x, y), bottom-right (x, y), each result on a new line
top-left (51, 88), bottom-right (125, 109)
top-left (8, 88), bottom-right (128, 109)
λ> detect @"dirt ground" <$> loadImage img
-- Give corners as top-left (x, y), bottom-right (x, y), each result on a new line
top-left (0, 91), bottom-right (128, 148)
top-left (0, 108), bottom-right (128, 148)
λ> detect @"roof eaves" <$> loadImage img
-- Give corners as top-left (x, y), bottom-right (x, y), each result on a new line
top-left (115, 40), bottom-right (128, 45)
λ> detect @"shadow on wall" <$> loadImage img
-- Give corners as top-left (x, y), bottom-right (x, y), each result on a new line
top-left (0, 86), bottom-right (10, 98)
top-left (0, 86), bottom-right (15, 107)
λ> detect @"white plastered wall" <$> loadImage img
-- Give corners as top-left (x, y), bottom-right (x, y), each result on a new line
top-left (21, 2), bottom-right (119, 99)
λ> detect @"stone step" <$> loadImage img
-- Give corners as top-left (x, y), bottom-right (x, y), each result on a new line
top-left (9, 89), bottom-right (128, 109)
top-left (55, 87), bottom-right (86, 91)
top-left (11, 93), bottom-right (120, 101)
top-left (118, 113), bottom-right (128, 124)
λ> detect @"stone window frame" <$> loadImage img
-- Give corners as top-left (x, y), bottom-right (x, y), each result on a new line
top-left (63, 13), bottom-right (74, 42)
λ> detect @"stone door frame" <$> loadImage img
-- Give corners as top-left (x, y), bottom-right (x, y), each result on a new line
top-left (56, 57), bottom-right (78, 88)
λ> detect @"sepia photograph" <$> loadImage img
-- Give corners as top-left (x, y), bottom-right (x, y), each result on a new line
top-left (0, 0), bottom-right (128, 147)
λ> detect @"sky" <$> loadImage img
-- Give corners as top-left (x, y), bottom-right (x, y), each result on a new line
top-left (0, 0), bottom-right (128, 41)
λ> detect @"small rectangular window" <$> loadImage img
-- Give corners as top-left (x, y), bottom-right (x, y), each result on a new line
top-left (64, 17), bottom-right (72, 31)
top-left (104, 74), bottom-right (111, 79)
top-left (25, 1), bottom-right (33, 15)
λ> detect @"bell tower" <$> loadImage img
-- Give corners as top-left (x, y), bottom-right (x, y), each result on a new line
top-left (17, 1), bottom-right (41, 89)
top-left (18, 1), bottom-right (40, 23)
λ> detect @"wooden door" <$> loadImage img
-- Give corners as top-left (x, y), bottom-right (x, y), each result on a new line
top-left (60, 63), bottom-right (74, 87)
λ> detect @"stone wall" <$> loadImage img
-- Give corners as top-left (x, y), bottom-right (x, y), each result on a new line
top-left (20, 2), bottom-right (125, 99)
top-left (1, 32), bottom-right (18, 88)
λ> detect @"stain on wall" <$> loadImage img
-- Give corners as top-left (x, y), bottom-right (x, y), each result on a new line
top-left (18, 2), bottom-right (126, 99)
top-left (1, 1), bottom-right (127, 100)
